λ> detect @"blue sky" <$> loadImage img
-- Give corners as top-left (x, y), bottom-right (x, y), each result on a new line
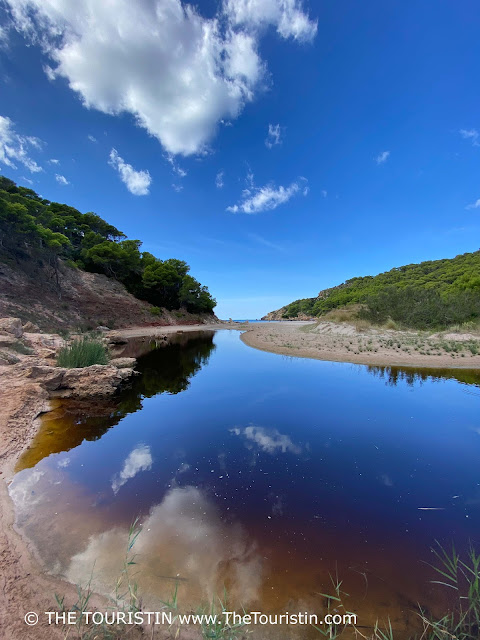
top-left (0, 0), bottom-right (479, 318)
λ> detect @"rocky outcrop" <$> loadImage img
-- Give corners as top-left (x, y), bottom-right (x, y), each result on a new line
top-left (109, 357), bottom-right (137, 369)
top-left (0, 317), bottom-right (23, 338)
top-left (261, 307), bottom-right (287, 321)
top-left (27, 363), bottom-right (134, 398)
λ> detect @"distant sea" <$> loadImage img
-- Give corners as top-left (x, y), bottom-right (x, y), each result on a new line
top-left (231, 319), bottom-right (278, 323)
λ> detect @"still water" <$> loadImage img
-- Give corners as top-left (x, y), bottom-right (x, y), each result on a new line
top-left (10, 330), bottom-right (480, 638)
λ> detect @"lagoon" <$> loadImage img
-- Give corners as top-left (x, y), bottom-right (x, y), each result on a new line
top-left (10, 330), bottom-right (480, 638)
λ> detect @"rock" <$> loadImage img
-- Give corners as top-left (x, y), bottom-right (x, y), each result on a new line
top-left (109, 357), bottom-right (136, 369)
top-left (0, 335), bottom-right (18, 349)
top-left (96, 325), bottom-right (110, 332)
top-left (0, 317), bottom-right (23, 338)
top-left (22, 321), bottom-right (41, 332)
top-left (59, 365), bottom-right (133, 398)
top-left (0, 350), bottom-right (20, 365)
top-left (27, 366), bottom-right (66, 390)
top-left (27, 363), bottom-right (134, 398)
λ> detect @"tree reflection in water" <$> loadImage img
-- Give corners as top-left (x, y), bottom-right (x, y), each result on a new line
top-left (366, 364), bottom-right (480, 388)
top-left (16, 331), bottom-right (216, 472)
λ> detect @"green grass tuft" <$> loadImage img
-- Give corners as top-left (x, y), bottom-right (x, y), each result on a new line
top-left (56, 336), bottom-right (109, 368)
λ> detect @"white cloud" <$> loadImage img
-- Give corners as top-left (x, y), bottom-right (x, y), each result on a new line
top-left (321, 189), bottom-right (327, 198)
top-left (227, 175), bottom-right (308, 214)
top-left (466, 198), bottom-right (480, 210)
top-left (375, 150), bottom-right (390, 165)
top-left (224, 0), bottom-right (317, 42)
top-left (215, 170), bottom-right (224, 189)
top-left (165, 153), bottom-right (187, 178)
top-left (49, 158), bottom-right (59, 164)
top-left (108, 148), bottom-right (151, 195)
top-left (87, 134), bottom-right (97, 143)
top-left (55, 173), bottom-right (69, 185)
top-left (4, 0), bottom-right (316, 156)
top-left (230, 425), bottom-right (302, 455)
top-left (111, 444), bottom-right (153, 494)
top-left (265, 123), bottom-right (282, 148)
top-left (19, 175), bottom-right (34, 185)
top-left (0, 115), bottom-right (43, 172)
top-left (460, 129), bottom-right (479, 147)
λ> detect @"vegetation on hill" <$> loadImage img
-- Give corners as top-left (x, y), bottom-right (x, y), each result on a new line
top-left (0, 175), bottom-right (216, 314)
top-left (281, 251), bottom-right (480, 329)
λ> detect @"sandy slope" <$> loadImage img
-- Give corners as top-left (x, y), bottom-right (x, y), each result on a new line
top-left (240, 321), bottom-right (480, 368)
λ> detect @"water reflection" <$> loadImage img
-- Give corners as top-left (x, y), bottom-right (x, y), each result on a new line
top-left (15, 332), bottom-right (216, 472)
top-left (111, 444), bottom-right (153, 495)
top-left (9, 330), bottom-right (480, 638)
top-left (231, 425), bottom-right (302, 455)
top-left (366, 364), bottom-right (480, 387)
top-left (66, 485), bottom-right (263, 609)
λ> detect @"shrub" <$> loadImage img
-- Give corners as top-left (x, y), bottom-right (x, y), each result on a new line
top-left (150, 306), bottom-right (162, 316)
top-left (359, 287), bottom-right (480, 330)
top-left (56, 336), bottom-right (109, 368)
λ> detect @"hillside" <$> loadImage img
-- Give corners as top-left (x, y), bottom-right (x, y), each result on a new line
top-left (264, 251), bottom-right (480, 329)
top-left (0, 175), bottom-right (216, 329)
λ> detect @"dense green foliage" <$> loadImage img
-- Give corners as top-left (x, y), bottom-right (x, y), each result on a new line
top-left (56, 336), bottom-right (109, 368)
top-left (0, 175), bottom-right (216, 313)
top-left (282, 251), bottom-right (480, 328)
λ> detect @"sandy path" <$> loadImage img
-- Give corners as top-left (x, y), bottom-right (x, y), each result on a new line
top-left (239, 321), bottom-right (480, 369)
top-left (108, 321), bottom-right (231, 340)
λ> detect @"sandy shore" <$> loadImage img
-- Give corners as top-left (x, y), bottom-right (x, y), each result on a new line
top-left (240, 320), bottom-right (480, 369)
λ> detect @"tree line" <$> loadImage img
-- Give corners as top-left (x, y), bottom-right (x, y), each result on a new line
top-left (0, 175), bottom-right (216, 314)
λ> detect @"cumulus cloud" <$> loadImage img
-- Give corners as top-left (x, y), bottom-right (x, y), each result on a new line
top-left (265, 123), bottom-right (282, 148)
top-left (227, 174), bottom-right (308, 213)
top-left (460, 129), bottom-right (479, 147)
top-left (224, 0), bottom-right (317, 41)
top-left (0, 115), bottom-right (43, 172)
top-left (215, 170), bottom-right (224, 189)
top-left (87, 134), bottom-right (97, 143)
top-left (111, 444), bottom-right (153, 494)
top-left (466, 198), bottom-right (480, 210)
top-left (375, 150), bottom-right (390, 165)
top-left (108, 148), bottom-right (152, 196)
top-left (4, 0), bottom-right (316, 156)
top-left (49, 158), bottom-right (59, 164)
top-left (230, 425), bottom-right (302, 455)
top-left (55, 173), bottom-right (69, 185)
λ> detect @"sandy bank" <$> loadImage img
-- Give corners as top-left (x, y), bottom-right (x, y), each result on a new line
top-left (240, 321), bottom-right (480, 369)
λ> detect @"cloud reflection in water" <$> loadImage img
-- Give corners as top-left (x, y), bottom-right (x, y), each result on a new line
top-left (66, 486), bottom-right (263, 608)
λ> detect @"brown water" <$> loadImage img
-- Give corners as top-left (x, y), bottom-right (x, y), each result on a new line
top-left (10, 331), bottom-right (480, 638)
